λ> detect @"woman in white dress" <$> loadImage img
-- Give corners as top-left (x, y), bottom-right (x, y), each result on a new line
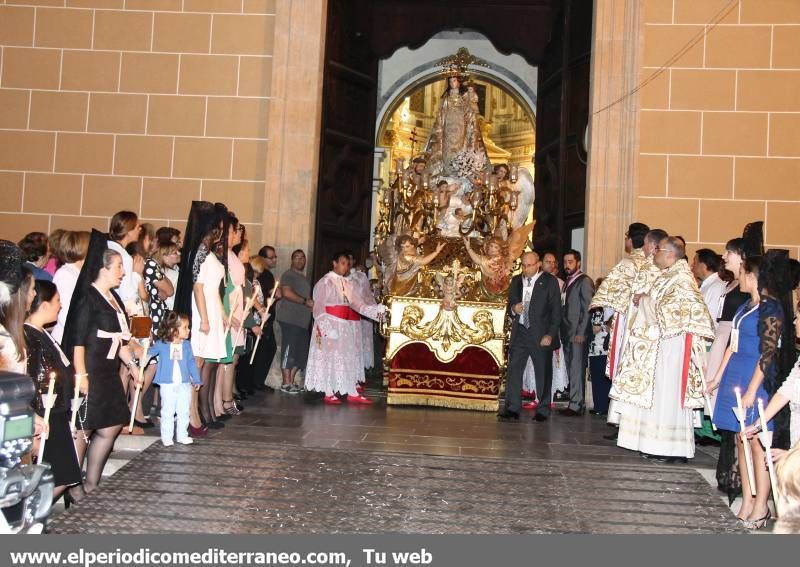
top-left (191, 227), bottom-right (227, 429)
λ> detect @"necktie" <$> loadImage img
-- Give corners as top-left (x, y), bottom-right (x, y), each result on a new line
top-left (521, 278), bottom-right (532, 328)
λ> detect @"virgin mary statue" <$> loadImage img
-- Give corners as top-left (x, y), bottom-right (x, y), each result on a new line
top-left (422, 74), bottom-right (491, 179)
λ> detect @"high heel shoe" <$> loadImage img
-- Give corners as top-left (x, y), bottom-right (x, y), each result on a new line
top-left (223, 400), bottom-right (240, 416)
top-left (63, 487), bottom-right (84, 510)
top-left (744, 511), bottom-right (771, 530)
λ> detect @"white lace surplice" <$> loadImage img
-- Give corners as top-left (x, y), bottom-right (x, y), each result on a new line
top-left (304, 272), bottom-right (384, 396)
top-left (348, 270), bottom-right (376, 370)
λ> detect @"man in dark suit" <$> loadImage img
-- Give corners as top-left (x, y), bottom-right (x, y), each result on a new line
top-left (558, 249), bottom-right (594, 416)
top-left (500, 251), bottom-right (562, 422)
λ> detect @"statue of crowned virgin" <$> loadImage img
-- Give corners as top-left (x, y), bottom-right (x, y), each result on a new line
top-left (423, 73), bottom-right (490, 180)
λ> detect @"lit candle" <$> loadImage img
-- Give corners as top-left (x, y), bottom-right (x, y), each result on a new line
top-left (37, 372), bottom-right (56, 465)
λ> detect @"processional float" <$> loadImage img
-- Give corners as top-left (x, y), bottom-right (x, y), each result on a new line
top-left (373, 48), bottom-right (536, 411)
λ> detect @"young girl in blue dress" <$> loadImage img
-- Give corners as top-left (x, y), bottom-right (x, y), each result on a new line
top-left (708, 255), bottom-right (784, 530)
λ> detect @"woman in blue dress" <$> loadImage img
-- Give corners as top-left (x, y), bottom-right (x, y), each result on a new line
top-left (708, 255), bottom-right (784, 530)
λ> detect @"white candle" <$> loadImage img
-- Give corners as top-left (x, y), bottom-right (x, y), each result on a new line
top-left (70, 372), bottom-right (82, 430)
top-left (758, 397), bottom-right (782, 516)
top-left (128, 338), bottom-right (150, 433)
top-left (37, 372), bottom-right (56, 465)
top-left (758, 398), bottom-right (769, 435)
top-left (249, 281), bottom-right (280, 365)
top-left (734, 386), bottom-right (757, 496)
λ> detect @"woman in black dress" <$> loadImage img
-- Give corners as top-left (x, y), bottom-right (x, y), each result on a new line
top-left (24, 280), bottom-right (84, 504)
top-left (63, 232), bottom-right (142, 493)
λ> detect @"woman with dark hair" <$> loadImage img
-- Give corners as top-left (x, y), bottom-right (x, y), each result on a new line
top-left (711, 237), bottom-right (760, 499)
top-left (24, 280), bottom-right (83, 504)
top-left (708, 254), bottom-right (785, 530)
top-left (0, 242), bottom-right (35, 374)
top-left (18, 232), bottom-right (53, 282)
top-left (63, 231), bottom-right (141, 493)
top-left (0, 248), bottom-right (50, 459)
top-left (174, 201), bottom-right (217, 435)
top-left (107, 210), bottom-right (141, 312)
top-left (187, 204), bottom-right (229, 434)
top-left (213, 214), bottom-right (245, 418)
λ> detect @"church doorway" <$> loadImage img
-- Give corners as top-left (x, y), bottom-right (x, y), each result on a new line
top-left (373, 60), bottom-right (538, 243)
top-left (312, 0), bottom-right (592, 280)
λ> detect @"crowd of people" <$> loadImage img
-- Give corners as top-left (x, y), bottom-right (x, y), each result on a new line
top-left (1, 202), bottom-right (799, 532)
top-left (499, 220), bottom-right (800, 531)
top-left (0, 200), bottom-right (381, 511)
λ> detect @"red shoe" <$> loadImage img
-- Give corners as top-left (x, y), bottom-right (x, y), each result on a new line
top-left (188, 425), bottom-right (208, 438)
top-left (522, 401), bottom-right (539, 410)
top-left (522, 390), bottom-right (535, 400)
top-left (323, 395), bottom-right (342, 405)
top-left (550, 402), bottom-right (556, 410)
top-left (356, 384), bottom-right (365, 394)
top-left (347, 394), bottom-right (373, 405)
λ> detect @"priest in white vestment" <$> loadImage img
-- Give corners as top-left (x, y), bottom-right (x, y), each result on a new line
top-left (589, 224), bottom-right (661, 423)
top-left (613, 236), bottom-right (715, 460)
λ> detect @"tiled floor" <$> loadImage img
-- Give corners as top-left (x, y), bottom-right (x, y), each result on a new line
top-left (48, 388), bottom-right (744, 534)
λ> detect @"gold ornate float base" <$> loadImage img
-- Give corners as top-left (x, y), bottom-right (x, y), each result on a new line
top-left (383, 296), bottom-right (507, 412)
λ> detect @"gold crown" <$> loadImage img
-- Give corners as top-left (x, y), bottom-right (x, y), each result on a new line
top-left (437, 47), bottom-right (491, 79)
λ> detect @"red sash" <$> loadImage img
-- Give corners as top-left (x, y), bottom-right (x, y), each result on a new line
top-left (326, 305), bottom-right (360, 321)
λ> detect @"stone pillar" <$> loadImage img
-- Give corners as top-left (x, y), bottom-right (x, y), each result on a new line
top-left (261, 0), bottom-right (328, 274)
top-left (585, 0), bottom-right (641, 278)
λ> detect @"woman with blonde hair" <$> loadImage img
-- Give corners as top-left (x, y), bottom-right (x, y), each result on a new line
top-left (773, 446), bottom-right (800, 533)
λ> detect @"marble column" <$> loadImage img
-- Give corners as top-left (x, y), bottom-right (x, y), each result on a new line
top-left (260, 0), bottom-right (328, 274)
top-left (585, 0), bottom-right (641, 278)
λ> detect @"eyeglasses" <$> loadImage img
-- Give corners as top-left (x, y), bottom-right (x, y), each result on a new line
top-left (265, 255), bottom-right (277, 260)
top-left (655, 248), bottom-right (673, 253)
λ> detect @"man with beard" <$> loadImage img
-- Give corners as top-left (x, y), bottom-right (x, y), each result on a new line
top-left (558, 249), bottom-right (594, 416)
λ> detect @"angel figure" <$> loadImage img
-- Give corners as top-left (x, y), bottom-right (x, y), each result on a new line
top-left (493, 163), bottom-right (535, 231)
top-left (462, 223), bottom-right (534, 296)
top-left (379, 235), bottom-right (447, 296)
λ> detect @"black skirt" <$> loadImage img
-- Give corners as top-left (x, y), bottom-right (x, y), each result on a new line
top-left (42, 410), bottom-right (82, 488)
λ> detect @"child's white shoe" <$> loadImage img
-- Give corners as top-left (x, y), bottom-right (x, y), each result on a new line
top-left (177, 438), bottom-right (194, 445)
top-left (162, 440), bottom-right (174, 447)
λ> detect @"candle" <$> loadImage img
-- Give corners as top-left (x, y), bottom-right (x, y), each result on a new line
top-left (250, 280), bottom-right (280, 365)
top-left (70, 371), bottom-right (82, 430)
top-left (37, 372), bottom-right (56, 465)
top-left (758, 398), bottom-right (782, 517)
top-left (734, 387), bottom-right (757, 496)
top-left (757, 398), bottom-right (769, 435)
top-left (128, 338), bottom-right (150, 433)
top-left (233, 292), bottom-right (258, 347)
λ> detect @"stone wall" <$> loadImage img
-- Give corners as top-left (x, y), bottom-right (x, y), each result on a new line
top-left (0, 0), bottom-right (276, 250)
top-left (636, 0), bottom-right (800, 259)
